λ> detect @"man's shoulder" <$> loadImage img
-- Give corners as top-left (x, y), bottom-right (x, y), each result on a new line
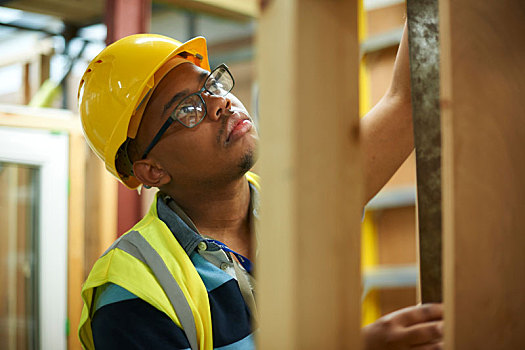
top-left (91, 284), bottom-right (191, 349)
top-left (93, 283), bottom-right (138, 313)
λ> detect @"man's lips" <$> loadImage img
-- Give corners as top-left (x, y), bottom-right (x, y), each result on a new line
top-left (225, 114), bottom-right (253, 143)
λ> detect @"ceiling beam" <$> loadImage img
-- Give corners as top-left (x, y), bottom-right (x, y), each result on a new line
top-left (157, 0), bottom-right (258, 20)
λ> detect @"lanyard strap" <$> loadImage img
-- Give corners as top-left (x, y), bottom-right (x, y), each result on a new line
top-left (205, 239), bottom-right (258, 327)
top-left (205, 238), bottom-right (253, 274)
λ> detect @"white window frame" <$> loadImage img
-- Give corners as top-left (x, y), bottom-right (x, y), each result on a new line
top-left (0, 126), bottom-right (68, 350)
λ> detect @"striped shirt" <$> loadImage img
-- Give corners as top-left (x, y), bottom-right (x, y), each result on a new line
top-left (90, 183), bottom-right (258, 349)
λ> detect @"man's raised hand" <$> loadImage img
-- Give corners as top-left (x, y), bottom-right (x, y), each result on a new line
top-left (362, 303), bottom-right (444, 350)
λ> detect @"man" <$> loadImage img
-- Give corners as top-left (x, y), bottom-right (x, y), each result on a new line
top-left (78, 24), bottom-right (443, 350)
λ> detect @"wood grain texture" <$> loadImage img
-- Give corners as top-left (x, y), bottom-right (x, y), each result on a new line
top-left (67, 132), bottom-right (87, 350)
top-left (0, 109), bottom-right (80, 132)
top-left (158, 0), bottom-right (258, 20)
top-left (440, 0), bottom-right (525, 348)
top-left (84, 152), bottom-right (118, 276)
top-left (4, 0), bottom-right (103, 25)
top-left (257, 1), bottom-right (362, 348)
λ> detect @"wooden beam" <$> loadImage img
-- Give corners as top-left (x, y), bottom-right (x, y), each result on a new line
top-left (440, 0), bottom-right (525, 348)
top-left (6, 166), bottom-right (18, 350)
top-left (67, 132), bottom-right (87, 350)
top-left (0, 38), bottom-right (54, 69)
top-left (39, 53), bottom-right (51, 86)
top-left (158, 0), bottom-right (258, 20)
top-left (4, 0), bottom-right (103, 26)
top-left (84, 152), bottom-right (119, 274)
top-left (0, 108), bottom-right (80, 133)
top-left (23, 63), bottom-right (31, 105)
top-left (257, 1), bottom-right (361, 348)
top-left (0, 167), bottom-right (9, 349)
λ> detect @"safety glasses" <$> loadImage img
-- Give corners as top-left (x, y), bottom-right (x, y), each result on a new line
top-left (141, 63), bottom-right (235, 159)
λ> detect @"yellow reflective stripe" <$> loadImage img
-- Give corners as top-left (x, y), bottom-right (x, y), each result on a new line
top-left (246, 171), bottom-right (260, 191)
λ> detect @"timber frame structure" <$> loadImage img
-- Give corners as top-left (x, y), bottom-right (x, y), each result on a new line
top-left (0, 106), bottom-right (118, 350)
top-left (0, 0), bottom-right (523, 349)
top-left (256, 0), bottom-right (525, 349)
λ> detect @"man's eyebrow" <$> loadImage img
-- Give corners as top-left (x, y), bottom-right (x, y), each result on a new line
top-left (163, 89), bottom-right (189, 115)
top-left (162, 71), bottom-right (210, 116)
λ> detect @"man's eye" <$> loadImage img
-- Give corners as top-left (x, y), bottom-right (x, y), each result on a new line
top-left (181, 106), bottom-right (194, 113)
top-left (176, 102), bottom-right (195, 118)
top-left (207, 79), bottom-right (224, 94)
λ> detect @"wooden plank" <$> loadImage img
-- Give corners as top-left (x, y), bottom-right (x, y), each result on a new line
top-left (257, 1), bottom-right (361, 348)
top-left (0, 164), bottom-right (9, 349)
top-left (5, 0), bottom-right (103, 25)
top-left (67, 132), bottom-right (86, 350)
top-left (23, 63), bottom-right (31, 105)
top-left (6, 166), bottom-right (18, 350)
top-left (0, 38), bottom-right (54, 68)
top-left (84, 152), bottom-right (118, 274)
top-left (39, 53), bottom-right (51, 86)
top-left (0, 108), bottom-right (80, 133)
top-left (16, 168), bottom-right (29, 350)
top-left (158, 0), bottom-right (258, 20)
top-left (440, 0), bottom-right (525, 348)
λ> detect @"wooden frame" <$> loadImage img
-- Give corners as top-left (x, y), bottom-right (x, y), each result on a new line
top-left (67, 132), bottom-right (86, 350)
top-left (440, 0), bottom-right (525, 348)
top-left (158, 0), bottom-right (258, 20)
top-left (0, 106), bottom-right (118, 350)
top-left (257, 1), bottom-right (362, 348)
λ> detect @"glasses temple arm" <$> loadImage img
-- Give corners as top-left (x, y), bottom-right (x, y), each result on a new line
top-left (141, 118), bottom-right (175, 159)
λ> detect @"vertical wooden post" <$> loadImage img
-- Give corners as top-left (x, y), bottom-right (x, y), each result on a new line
top-left (440, 0), bottom-right (525, 348)
top-left (23, 63), bottom-right (31, 105)
top-left (6, 166), bottom-right (18, 350)
top-left (39, 53), bottom-right (51, 86)
top-left (84, 153), bottom-right (119, 275)
top-left (257, 0), bottom-right (362, 348)
top-left (67, 132), bottom-right (86, 350)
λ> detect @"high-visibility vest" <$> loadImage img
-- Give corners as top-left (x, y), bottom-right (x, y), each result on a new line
top-left (78, 172), bottom-right (260, 350)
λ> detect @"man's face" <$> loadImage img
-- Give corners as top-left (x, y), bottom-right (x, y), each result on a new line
top-left (135, 62), bottom-right (259, 187)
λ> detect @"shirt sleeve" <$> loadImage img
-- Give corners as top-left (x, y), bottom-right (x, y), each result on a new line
top-left (91, 298), bottom-right (191, 350)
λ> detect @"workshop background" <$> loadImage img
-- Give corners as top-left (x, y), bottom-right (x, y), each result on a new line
top-left (1, 0), bottom-right (523, 349)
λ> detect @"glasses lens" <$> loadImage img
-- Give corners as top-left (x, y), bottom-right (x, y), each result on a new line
top-left (205, 66), bottom-right (234, 96)
top-left (174, 94), bottom-right (205, 127)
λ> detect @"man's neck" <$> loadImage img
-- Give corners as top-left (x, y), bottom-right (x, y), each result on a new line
top-left (163, 176), bottom-right (253, 259)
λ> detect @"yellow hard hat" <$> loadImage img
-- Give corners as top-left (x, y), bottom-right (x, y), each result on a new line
top-left (78, 34), bottom-right (210, 189)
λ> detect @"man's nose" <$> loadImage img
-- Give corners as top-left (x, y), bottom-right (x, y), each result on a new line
top-left (205, 93), bottom-right (232, 121)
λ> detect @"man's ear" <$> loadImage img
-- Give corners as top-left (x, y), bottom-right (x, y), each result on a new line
top-left (133, 159), bottom-right (171, 188)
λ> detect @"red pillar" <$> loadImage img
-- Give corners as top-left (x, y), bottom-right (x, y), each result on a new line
top-left (105, 0), bottom-right (151, 235)
top-left (106, 0), bottom-right (151, 45)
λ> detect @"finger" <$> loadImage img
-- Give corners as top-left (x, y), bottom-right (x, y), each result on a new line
top-left (402, 320), bottom-right (443, 345)
top-left (410, 341), bottom-right (443, 350)
top-left (394, 303), bottom-right (443, 327)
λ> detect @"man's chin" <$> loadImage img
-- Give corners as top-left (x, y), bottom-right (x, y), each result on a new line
top-left (238, 148), bottom-right (257, 175)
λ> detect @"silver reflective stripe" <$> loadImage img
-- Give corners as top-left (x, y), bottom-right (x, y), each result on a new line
top-left (232, 259), bottom-right (258, 328)
top-left (110, 230), bottom-right (199, 350)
